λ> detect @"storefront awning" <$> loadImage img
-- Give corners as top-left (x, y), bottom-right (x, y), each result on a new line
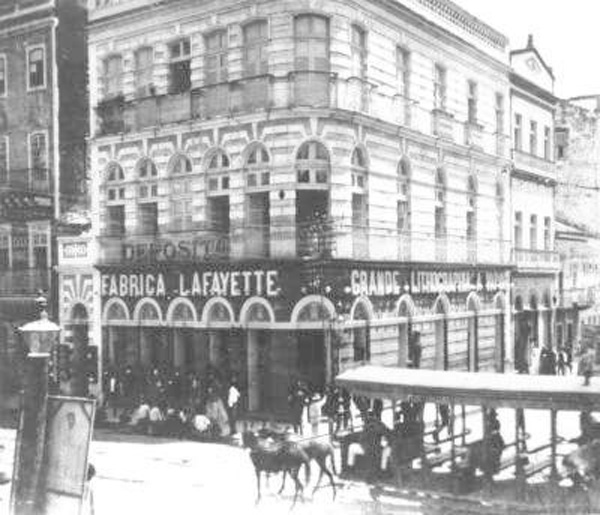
top-left (335, 366), bottom-right (600, 411)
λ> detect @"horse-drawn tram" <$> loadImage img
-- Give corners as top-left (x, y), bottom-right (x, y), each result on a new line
top-left (335, 366), bottom-right (600, 513)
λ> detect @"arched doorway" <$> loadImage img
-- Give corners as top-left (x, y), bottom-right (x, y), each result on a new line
top-left (514, 296), bottom-right (528, 373)
top-left (494, 294), bottom-right (506, 372)
top-left (434, 296), bottom-right (449, 370)
top-left (70, 303), bottom-right (90, 396)
top-left (397, 296), bottom-right (413, 367)
top-left (467, 294), bottom-right (480, 372)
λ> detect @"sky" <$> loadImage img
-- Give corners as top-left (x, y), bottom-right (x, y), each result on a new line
top-left (453, 0), bottom-right (600, 99)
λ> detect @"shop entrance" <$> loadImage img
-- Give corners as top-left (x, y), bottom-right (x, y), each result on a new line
top-left (248, 330), bottom-right (271, 412)
top-left (297, 330), bottom-right (326, 391)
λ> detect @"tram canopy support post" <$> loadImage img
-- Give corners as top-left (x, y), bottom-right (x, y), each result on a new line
top-left (550, 409), bottom-right (559, 483)
top-left (515, 407), bottom-right (526, 501)
top-left (461, 405), bottom-right (467, 446)
top-left (482, 406), bottom-right (493, 495)
top-left (419, 403), bottom-right (429, 482)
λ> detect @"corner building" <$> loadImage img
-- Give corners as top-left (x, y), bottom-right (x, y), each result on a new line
top-left (88, 0), bottom-right (513, 414)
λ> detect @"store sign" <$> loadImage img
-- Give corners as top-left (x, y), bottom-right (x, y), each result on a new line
top-left (410, 270), bottom-right (509, 295)
top-left (122, 236), bottom-right (229, 262)
top-left (350, 269), bottom-right (409, 296)
top-left (349, 268), bottom-right (508, 297)
top-left (101, 268), bottom-right (280, 299)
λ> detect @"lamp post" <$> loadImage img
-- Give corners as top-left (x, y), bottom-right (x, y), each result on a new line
top-left (10, 295), bottom-right (60, 515)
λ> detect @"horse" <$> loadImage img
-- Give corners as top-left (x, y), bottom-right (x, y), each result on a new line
top-left (241, 430), bottom-right (311, 507)
top-left (563, 439), bottom-right (600, 487)
top-left (270, 431), bottom-right (338, 500)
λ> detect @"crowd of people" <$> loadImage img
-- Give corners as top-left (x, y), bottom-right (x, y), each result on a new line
top-left (99, 364), bottom-right (242, 440)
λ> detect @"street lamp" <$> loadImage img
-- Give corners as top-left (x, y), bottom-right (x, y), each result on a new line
top-left (10, 296), bottom-right (61, 515)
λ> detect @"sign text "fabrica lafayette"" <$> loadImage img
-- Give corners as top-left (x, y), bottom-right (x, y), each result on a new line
top-left (101, 270), bottom-right (279, 298)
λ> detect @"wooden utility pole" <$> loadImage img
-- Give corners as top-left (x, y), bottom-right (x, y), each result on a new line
top-left (10, 355), bottom-right (49, 515)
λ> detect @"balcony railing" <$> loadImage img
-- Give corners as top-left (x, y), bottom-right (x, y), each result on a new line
top-left (0, 268), bottom-right (51, 295)
top-left (0, 169), bottom-right (51, 195)
top-left (97, 222), bottom-right (510, 266)
top-left (513, 150), bottom-right (556, 182)
top-left (93, 74), bottom-right (504, 156)
top-left (512, 247), bottom-right (560, 270)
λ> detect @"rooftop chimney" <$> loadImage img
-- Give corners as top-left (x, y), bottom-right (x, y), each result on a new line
top-left (527, 34), bottom-right (534, 49)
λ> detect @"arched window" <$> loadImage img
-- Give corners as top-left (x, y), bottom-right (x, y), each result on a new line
top-left (467, 175), bottom-right (477, 235)
top-left (106, 162), bottom-right (124, 182)
top-left (137, 157), bottom-right (157, 179)
top-left (296, 141), bottom-right (330, 185)
top-left (169, 154), bottom-right (193, 230)
top-left (351, 146), bottom-right (368, 258)
top-left (246, 143), bottom-right (270, 187)
top-left (168, 153), bottom-right (193, 175)
top-left (208, 149), bottom-right (230, 170)
top-left (105, 162), bottom-right (125, 203)
top-left (434, 167), bottom-right (446, 238)
top-left (206, 149), bottom-right (230, 192)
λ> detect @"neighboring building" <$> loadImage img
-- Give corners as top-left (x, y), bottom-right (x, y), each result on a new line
top-left (555, 219), bottom-right (600, 351)
top-left (554, 95), bottom-right (600, 349)
top-left (509, 36), bottom-right (560, 374)
top-left (86, 0), bottom-right (512, 413)
top-left (0, 0), bottom-right (87, 393)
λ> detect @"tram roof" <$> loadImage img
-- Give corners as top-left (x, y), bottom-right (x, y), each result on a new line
top-left (335, 366), bottom-right (600, 411)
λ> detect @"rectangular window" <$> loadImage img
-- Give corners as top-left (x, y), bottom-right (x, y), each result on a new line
top-left (514, 114), bottom-right (522, 151)
top-left (11, 226), bottom-right (28, 269)
top-left (205, 30), bottom-right (228, 85)
top-left (168, 39), bottom-right (191, 94)
top-left (495, 93), bottom-right (504, 134)
top-left (514, 211), bottom-right (523, 248)
top-left (544, 216), bottom-right (551, 251)
top-left (107, 205), bottom-right (125, 236)
top-left (467, 81), bottom-right (478, 124)
top-left (434, 64), bottom-right (447, 111)
top-left (350, 25), bottom-right (367, 79)
top-left (435, 206), bottom-right (445, 238)
top-left (294, 14), bottom-right (330, 106)
top-left (530, 121), bottom-right (538, 155)
top-left (530, 214), bottom-right (538, 250)
top-left (172, 198), bottom-right (192, 230)
top-left (29, 133), bottom-right (47, 191)
top-left (0, 230), bottom-right (9, 270)
top-left (397, 200), bottom-right (409, 232)
top-left (32, 229), bottom-right (48, 269)
top-left (28, 46), bottom-right (45, 89)
top-left (556, 127), bottom-right (568, 159)
top-left (139, 202), bottom-right (158, 235)
top-left (134, 47), bottom-right (154, 97)
top-left (396, 47), bottom-right (410, 97)
top-left (0, 56), bottom-right (6, 96)
top-left (0, 137), bottom-right (7, 185)
top-left (243, 20), bottom-right (268, 77)
top-left (544, 126), bottom-right (551, 160)
top-left (103, 54), bottom-right (122, 98)
top-left (466, 211), bottom-right (476, 240)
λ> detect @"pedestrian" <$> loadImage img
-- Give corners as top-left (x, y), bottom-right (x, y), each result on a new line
top-left (148, 403), bottom-right (165, 436)
top-left (307, 390), bottom-right (324, 437)
top-left (227, 376), bottom-right (241, 435)
top-left (557, 350), bottom-right (566, 375)
top-left (205, 386), bottom-right (230, 438)
top-left (579, 347), bottom-right (595, 386)
top-left (288, 379), bottom-right (309, 435)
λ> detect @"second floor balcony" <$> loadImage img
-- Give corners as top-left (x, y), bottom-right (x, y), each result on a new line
top-left (0, 268), bottom-right (51, 296)
top-left (0, 169), bottom-right (51, 195)
top-left (513, 150), bottom-right (556, 182)
top-left (97, 222), bottom-right (511, 267)
top-left (512, 247), bottom-right (560, 272)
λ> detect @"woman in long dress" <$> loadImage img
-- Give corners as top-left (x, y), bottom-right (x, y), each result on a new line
top-left (205, 387), bottom-right (230, 437)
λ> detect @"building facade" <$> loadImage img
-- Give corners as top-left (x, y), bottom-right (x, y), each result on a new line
top-left (0, 0), bottom-right (87, 393)
top-left (554, 95), bottom-right (600, 348)
top-left (509, 36), bottom-right (560, 374)
top-left (85, 0), bottom-right (513, 413)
